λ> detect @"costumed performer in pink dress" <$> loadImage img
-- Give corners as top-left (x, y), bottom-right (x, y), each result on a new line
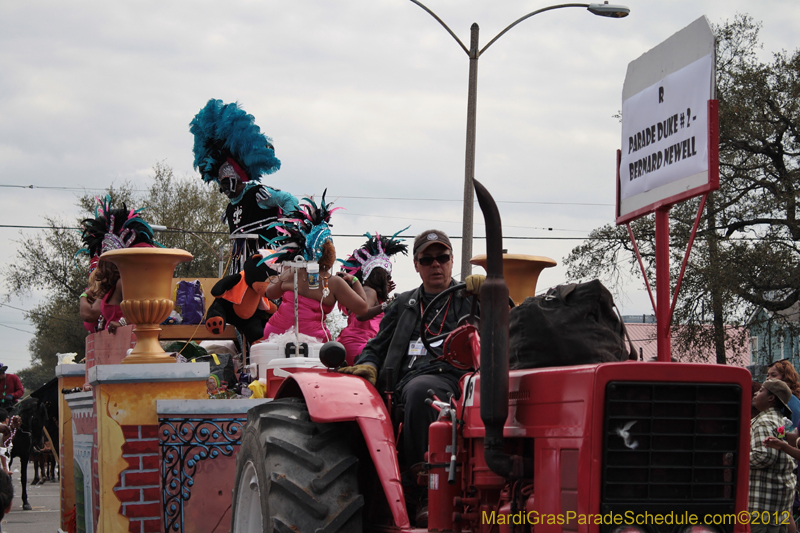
top-left (79, 256), bottom-right (103, 333)
top-left (336, 229), bottom-right (408, 365)
top-left (261, 191), bottom-right (368, 342)
top-left (77, 196), bottom-right (160, 333)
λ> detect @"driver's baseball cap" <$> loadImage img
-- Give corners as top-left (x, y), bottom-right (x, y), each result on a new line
top-left (413, 230), bottom-right (452, 257)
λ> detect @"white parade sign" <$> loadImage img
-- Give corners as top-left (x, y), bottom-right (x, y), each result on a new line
top-left (617, 16), bottom-right (718, 223)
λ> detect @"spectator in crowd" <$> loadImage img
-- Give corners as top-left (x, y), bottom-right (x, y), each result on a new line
top-left (768, 359), bottom-right (800, 429)
top-left (0, 469), bottom-right (13, 531)
top-left (0, 409), bottom-right (19, 476)
top-left (751, 379), bottom-right (797, 533)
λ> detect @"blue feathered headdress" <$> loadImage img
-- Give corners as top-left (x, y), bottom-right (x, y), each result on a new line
top-left (260, 190), bottom-right (342, 264)
top-left (190, 99), bottom-right (281, 183)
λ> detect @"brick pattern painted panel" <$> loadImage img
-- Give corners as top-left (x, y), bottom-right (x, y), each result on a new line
top-left (84, 329), bottom-right (137, 380)
top-left (91, 418), bottom-right (99, 532)
top-left (115, 425), bottom-right (162, 533)
top-left (85, 335), bottom-right (95, 374)
top-left (73, 411), bottom-right (95, 435)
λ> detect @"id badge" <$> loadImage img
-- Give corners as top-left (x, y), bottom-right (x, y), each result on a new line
top-left (407, 339), bottom-right (427, 369)
top-left (408, 340), bottom-right (427, 357)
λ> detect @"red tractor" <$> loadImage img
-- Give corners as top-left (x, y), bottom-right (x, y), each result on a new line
top-left (230, 181), bottom-right (752, 533)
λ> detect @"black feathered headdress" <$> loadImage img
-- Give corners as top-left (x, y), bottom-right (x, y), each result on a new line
top-left (77, 196), bottom-right (158, 262)
top-left (339, 227), bottom-right (409, 281)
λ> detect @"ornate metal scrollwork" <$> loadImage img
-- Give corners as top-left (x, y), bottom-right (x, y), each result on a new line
top-left (159, 417), bottom-right (245, 532)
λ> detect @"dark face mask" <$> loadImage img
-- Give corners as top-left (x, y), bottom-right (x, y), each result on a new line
top-left (218, 177), bottom-right (239, 198)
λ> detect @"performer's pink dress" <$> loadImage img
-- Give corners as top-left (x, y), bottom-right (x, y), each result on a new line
top-left (263, 291), bottom-right (335, 342)
top-left (101, 288), bottom-right (124, 330)
top-left (337, 310), bottom-right (384, 366)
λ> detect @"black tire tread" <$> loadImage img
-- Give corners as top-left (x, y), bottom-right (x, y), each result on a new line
top-left (311, 456), bottom-right (358, 494)
top-left (232, 398), bottom-right (363, 533)
top-left (272, 518), bottom-right (295, 533)
top-left (259, 412), bottom-right (317, 434)
top-left (307, 424), bottom-right (347, 451)
top-left (316, 495), bottom-right (365, 533)
top-left (264, 435), bottom-right (325, 472)
top-left (270, 471), bottom-right (329, 519)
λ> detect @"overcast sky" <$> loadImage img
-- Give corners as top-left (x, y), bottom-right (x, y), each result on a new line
top-left (1, 0), bottom-right (798, 374)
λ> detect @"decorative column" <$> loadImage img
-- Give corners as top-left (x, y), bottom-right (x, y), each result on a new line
top-left (89, 363), bottom-right (208, 533)
top-left (65, 390), bottom-right (96, 533)
top-left (57, 363), bottom-right (86, 533)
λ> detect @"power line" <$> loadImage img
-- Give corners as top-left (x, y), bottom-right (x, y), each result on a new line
top-left (0, 303), bottom-right (77, 323)
top-left (0, 223), bottom-right (784, 243)
top-left (0, 225), bottom-right (590, 240)
top-left (0, 323), bottom-right (34, 335)
top-left (0, 183), bottom-right (614, 207)
top-left (338, 211), bottom-right (580, 232)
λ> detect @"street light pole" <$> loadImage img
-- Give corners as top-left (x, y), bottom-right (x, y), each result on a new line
top-left (462, 23), bottom-right (479, 281)
top-left (408, 1), bottom-right (630, 281)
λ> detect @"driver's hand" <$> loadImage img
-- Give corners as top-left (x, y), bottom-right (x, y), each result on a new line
top-left (465, 274), bottom-right (486, 295)
top-left (338, 364), bottom-right (378, 385)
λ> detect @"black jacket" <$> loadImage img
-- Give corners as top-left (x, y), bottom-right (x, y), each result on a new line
top-left (357, 281), bottom-right (476, 392)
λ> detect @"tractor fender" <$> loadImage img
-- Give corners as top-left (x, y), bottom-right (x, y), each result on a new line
top-left (276, 372), bottom-right (411, 529)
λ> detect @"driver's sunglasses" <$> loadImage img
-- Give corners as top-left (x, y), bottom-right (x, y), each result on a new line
top-left (417, 254), bottom-right (451, 267)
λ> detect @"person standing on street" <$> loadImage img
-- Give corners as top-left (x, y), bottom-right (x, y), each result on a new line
top-left (0, 468), bottom-right (13, 531)
top-left (751, 379), bottom-right (797, 533)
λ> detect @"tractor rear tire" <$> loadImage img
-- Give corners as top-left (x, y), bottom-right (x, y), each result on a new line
top-left (231, 397), bottom-right (364, 533)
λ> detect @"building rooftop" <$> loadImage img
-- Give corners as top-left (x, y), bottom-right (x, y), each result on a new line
top-left (625, 323), bottom-right (750, 367)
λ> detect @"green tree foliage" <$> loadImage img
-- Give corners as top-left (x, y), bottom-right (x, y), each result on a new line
top-left (141, 161), bottom-right (228, 278)
top-left (564, 15), bottom-right (799, 364)
top-left (3, 163), bottom-right (229, 383)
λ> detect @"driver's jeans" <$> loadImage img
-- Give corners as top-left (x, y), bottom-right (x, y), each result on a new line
top-left (399, 373), bottom-right (460, 468)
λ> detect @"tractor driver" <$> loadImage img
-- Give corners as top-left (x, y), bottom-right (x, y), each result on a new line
top-left (339, 229), bottom-right (484, 526)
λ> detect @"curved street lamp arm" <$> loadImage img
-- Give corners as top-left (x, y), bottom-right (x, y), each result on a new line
top-left (480, 3), bottom-right (589, 56)
top-left (407, 0), bottom-right (470, 55)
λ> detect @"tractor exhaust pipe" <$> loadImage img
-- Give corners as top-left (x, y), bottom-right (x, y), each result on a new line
top-left (474, 180), bottom-right (526, 480)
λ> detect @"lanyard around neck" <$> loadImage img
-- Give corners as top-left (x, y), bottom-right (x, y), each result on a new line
top-left (419, 294), bottom-right (452, 337)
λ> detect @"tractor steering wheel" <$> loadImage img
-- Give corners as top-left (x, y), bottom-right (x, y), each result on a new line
top-left (420, 282), bottom-right (471, 355)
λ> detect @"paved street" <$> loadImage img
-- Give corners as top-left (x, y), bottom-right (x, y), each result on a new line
top-left (2, 461), bottom-right (60, 533)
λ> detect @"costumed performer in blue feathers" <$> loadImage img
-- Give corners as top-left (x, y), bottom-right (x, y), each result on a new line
top-left (261, 192), bottom-right (369, 342)
top-left (336, 229), bottom-right (408, 365)
top-left (77, 196), bottom-right (159, 334)
top-left (190, 99), bottom-right (299, 270)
